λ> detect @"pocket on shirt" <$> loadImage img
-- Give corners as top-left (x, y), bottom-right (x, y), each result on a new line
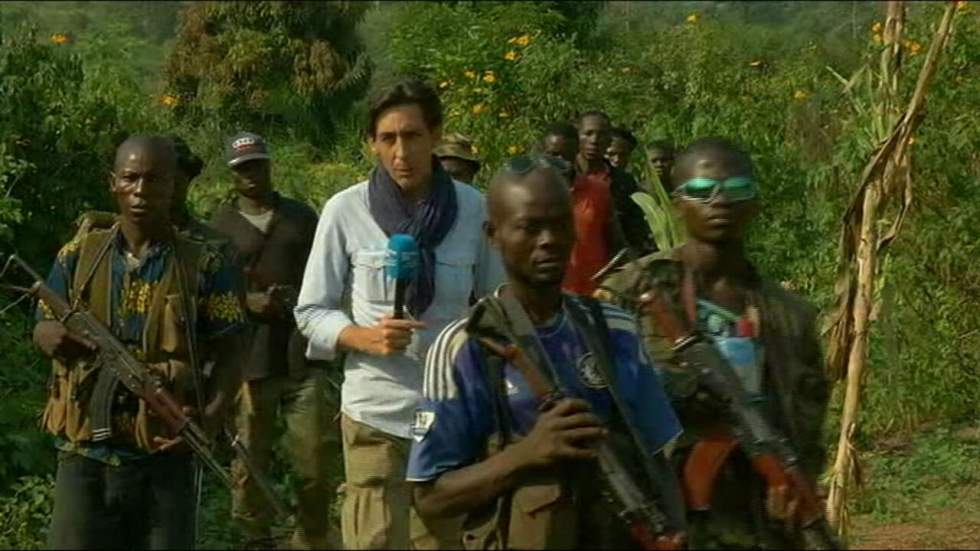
top-left (434, 252), bottom-right (475, 313)
top-left (351, 250), bottom-right (390, 304)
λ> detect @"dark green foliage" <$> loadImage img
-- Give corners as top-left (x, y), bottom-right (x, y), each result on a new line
top-left (0, 2), bottom-right (977, 547)
top-left (165, 1), bottom-right (370, 146)
top-left (0, 24), bottom-right (162, 269)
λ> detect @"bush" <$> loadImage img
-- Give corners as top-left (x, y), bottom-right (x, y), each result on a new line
top-left (165, 1), bottom-right (370, 148)
top-left (0, 24), bottom-right (167, 267)
top-left (0, 475), bottom-right (54, 549)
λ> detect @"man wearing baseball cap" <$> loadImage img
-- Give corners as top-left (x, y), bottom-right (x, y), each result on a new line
top-left (211, 131), bottom-right (340, 550)
top-left (434, 132), bottom-right (481, 184)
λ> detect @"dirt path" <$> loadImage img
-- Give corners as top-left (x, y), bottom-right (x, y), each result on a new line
top-left (851, 508), bottom-right (980, 549)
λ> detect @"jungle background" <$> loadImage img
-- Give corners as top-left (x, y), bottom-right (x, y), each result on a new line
top-left (0, 1), bottom-right (978, 548)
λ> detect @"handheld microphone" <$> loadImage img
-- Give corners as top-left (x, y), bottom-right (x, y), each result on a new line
top-left (385, 234), bottom-right (419, 319)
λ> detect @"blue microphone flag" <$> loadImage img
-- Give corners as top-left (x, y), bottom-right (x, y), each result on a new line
top-left (385, 234), bottom-right (419, 280)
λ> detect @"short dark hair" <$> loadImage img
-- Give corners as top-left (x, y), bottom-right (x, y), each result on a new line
top-left (367, 79), bottom-right (443, 137)
top-left (540, 122), bottom-right (579, 144)
top-left (648, 139), bottom-right (676, 154)
top-left (609, 127), bottom-right (638, 149)
top-left (114, 135), bottom-right (176, 172)
top-left (575, 110), bottom-right (611, 128)
top-left (674, 137), bottom-right (754, 178)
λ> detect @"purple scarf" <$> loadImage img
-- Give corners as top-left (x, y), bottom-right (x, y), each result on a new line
top-left (368, 158), bottom-right (458, 317)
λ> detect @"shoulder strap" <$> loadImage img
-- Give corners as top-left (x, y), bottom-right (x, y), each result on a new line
top-left (72, 226), bottom-right (117, 324)
top-left (474, 337), bottom-right (515, 549)
top-left (479, 343), bottom-right (513, 449)
top-left (174, 234), bottom-right (206, 410)
top-left (564, 296), bottom-right (653, 459)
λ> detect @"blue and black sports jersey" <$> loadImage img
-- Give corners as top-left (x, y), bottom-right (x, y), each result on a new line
top-left (406, 299), bottom-right (682, 482)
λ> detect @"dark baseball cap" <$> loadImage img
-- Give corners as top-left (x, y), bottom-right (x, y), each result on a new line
top-left (225, 131), bottom-right (271, 167)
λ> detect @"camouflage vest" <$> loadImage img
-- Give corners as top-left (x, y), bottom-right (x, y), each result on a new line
top-left (598, 248), bottom-right (831, 547)
top-left (41, 225), bottom-right (204, 452)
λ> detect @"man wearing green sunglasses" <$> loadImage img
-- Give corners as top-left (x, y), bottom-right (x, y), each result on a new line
top-left (597, 137), bottom-right (831, 549)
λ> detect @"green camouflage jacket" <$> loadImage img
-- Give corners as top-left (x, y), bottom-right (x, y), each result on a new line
top-left (598, 248), bottom-right (831, 548)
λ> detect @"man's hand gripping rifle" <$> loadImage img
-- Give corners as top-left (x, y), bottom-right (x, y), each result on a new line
top-left (0, 254), bottom-right (288, 521)
top-left (638, 289), bottom-right (841, 550)
top-left (466, 294), bottom-right (686, 550)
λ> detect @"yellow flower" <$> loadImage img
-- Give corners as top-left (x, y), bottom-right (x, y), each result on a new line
top-left (686, 13), bottom-right (699, 24)
top-left (906, 40), bottom-right (922, 55)
top-left (439, 80), bottom-right (450, 89)
top-left (464, 69), bottom-right (477, 80)
top-left (471, 103), bottom-right (486, 115)
top-left (160, 94), bottom-right (179, 108)
top-left (793, 89), bottom-right (809, 100)
top-left (872, 33), bottom-right (883, 44)
top-left (871, 21), bottom-right (883, 34)
top-left (515, 34), bottom-right (532, 47)
top-left (507, 145), bottom-right (523, 155)
top-left (50, 33), bottom-right (70, 45)
top-left (504, 50), bottom-right (520, 62)
top-left (483, 71), bottom-right (496, 84)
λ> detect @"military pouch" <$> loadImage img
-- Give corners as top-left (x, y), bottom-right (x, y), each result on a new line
top-left (461, 474), bottom-right (575, 551)
top-left (461, 491), bottom-right (508, 550)
top-left (508, 479), bottom-right (577, 550)
top-left (161, 293), bottom-right (189, 355)
top-left (134, 360), bottom-right (194, 452)
top-left (43, 358), bottom-right (99, 443)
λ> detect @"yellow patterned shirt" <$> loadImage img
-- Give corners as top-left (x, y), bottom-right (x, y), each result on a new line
top-left (39, 229), bottom-right (246, 462)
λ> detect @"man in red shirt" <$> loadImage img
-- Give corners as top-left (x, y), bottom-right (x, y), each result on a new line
top-left (540, 117), bottom-right (628, 296)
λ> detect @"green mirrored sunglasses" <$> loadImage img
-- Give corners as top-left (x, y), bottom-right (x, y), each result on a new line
top-left (673, 176), bottom-right (758, 203)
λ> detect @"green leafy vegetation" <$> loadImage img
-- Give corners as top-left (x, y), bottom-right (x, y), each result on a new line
top-left (0, 1), bottom-right (977, 547)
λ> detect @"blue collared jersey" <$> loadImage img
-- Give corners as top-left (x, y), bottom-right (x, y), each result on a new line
top-left (406, 300), bottom-right (682, 482)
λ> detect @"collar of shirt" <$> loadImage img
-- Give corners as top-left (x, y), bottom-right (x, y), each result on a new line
top-left (112, 227), bottom-right (170, 271)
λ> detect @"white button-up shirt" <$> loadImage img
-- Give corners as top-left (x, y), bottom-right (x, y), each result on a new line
top-left (295, 179), bottom-right (505, 438)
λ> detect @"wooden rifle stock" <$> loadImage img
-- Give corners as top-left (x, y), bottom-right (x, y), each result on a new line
top-left (682, 433), bottom-right (739, 511)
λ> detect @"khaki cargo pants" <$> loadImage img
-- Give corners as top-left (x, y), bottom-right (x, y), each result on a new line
top-left (231, 369), bottom-right (341, 549)
top-left (340, 413), bottom-right (462, 549)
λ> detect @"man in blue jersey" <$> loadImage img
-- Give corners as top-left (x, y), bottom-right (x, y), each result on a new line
top-left (406, 155), bottom-right (686, 549)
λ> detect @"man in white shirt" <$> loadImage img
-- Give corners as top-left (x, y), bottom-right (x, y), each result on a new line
top-left (295, 79), bottom-right (503, 549)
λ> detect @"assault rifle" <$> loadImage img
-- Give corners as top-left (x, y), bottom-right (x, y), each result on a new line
top-left (638, 289), bottom-right (840, 550)
top-left (0, 255), bottom-right (289, 521)
top-left (467, 293), bottom-right (686, 550)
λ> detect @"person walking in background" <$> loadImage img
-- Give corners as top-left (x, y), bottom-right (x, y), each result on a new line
top-left (606, 126), bottom-right (638, 171)
top-left (648, 139), bottom-right (677, 192)
top-left (294, 79), bottom-right (504, 549)
top-left (434, 132), bottom-right (482, 185)
top-left (556, 112), bottom-right (633, 297)
top-left (210, 132), bottom-right (339, 550)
